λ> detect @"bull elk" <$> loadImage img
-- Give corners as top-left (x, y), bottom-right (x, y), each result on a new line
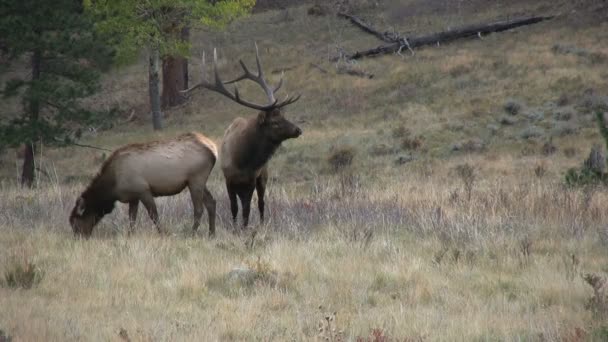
top-left (182, 44), bottom-right (301, 228)
top-left (69, 132), bottom-right (217, 237)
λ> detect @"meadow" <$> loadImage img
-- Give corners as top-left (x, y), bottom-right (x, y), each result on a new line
top-left (1, 1), bottom-right (608, 340)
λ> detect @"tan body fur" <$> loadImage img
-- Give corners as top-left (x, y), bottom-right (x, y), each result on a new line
top-left (70, 132), bottom-right (218, 237)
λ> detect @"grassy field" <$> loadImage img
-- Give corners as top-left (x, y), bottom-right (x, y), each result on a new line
top-left (2, 0), bottom-right (608, 341)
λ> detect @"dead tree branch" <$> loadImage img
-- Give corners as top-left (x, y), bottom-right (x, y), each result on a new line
top-left (335, 15), bottom-right (554, 61)
top-left (337, 12), bottom-right (397, 43)
top-left (54, 138), bottom-right (112, 152)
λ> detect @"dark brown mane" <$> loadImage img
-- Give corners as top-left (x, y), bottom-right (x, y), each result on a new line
top-left (73, 144), bottom-right (126, 221)
top-left (78, 164), bottom-right (117, 217)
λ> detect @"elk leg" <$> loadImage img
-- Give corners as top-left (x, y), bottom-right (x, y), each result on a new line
top-left (140, 193), bottom-right (163, 234)
top-left (226, 182), bottom-right (238, 224)
top-left (188, 184), bottom-right (205, 233)
top-left (237, 185), bottom-right (255, 229)
top-left (255, 170), bottom-right (268, 223)
top-left (203, 187), bottom-right (216, 237)
top-left (128, 200), bottom-right (139, 234)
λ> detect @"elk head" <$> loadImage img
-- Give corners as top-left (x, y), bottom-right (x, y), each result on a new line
top-left (182, 43), bottom-right (302, 142)
top-left (69, 196), bottom-right (114, 238)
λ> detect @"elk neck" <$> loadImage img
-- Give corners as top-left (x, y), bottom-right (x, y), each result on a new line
top-left (235, 125), bottom-right (281, 171)
top-left (80, 167), bottom-right (117, 217)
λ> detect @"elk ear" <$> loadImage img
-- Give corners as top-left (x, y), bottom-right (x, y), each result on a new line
top-left (257, 111), bottom-right (268, 125)
top-left (75, 197), bottom-right (86, 216)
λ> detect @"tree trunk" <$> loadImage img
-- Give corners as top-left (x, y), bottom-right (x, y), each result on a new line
top-left (181, 26), bottom-right (189, 89)
top-left (149, 47), bottom-right (163, 130)
top-left (21, 49), bottom-right (41, 188)
top-left (21, 142), bottom-right (35, 188)
top-left (161, 56), bottom-right (187, 109)
top-left (161, 27), bottom-right (189, 109)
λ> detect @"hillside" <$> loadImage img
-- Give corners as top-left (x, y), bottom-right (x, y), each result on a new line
top-left (1, 1), bottom-right (608, 340)
top-left (2, 0), bottom-right (607, 187)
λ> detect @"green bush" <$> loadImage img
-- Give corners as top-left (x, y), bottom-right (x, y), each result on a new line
top-left (564, 112), bottom-right (608, 188)
top-left (3, 261), bottom-right (43, 289)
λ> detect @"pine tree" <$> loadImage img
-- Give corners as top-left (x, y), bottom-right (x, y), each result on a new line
top-left (86, 0), bottom-right (255, 130)
top-left (0, 0), bottom-right (113, 187)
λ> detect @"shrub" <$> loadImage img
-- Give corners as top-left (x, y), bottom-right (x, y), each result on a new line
top-left (328, 146), bottom-right (355, 173)
top-left (454, 163), bottom-right (476, 201)
top-left (3, 259), bottom-right (43, 289)
top-left (564, 112), bottom-right (608, 187)
top-left (534, 162), bottom-right (547, 178)
top-left (563, 147), bottom-right (578, 158)
top-left (564, 144), bottom-right (607, 187)
top-left (504, 99), bottom-right (522, 115)
top-left (0, 329), bottom-right (12, 342)
top-left (551, 122), bottom-right (578, 137)
top-left (391, 125), bottom-right (410, 138)
top-left (541, 139), bottom-right (557, 156)
top-left (584, 273), bottom-right (608, 319)
top-left (401, 136), bottom-right (423, 151)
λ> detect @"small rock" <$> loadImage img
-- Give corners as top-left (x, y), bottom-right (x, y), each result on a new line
top-left (553, 110), bottom-right (573, 121)
top-left (500, 116), bottom-right (517, 125)
top-left (227, 267), bottom-right (258, 286)
top-left (369, 144), bottom-right (397, 156)
top-left (552, 122), bottom-right (578, 137)
top-left (524, 111), bottom-right (544, 121)
top-left (450, 142), bottom-right (463, 151)
top-left (451, 139), bottom-right (486, 153)
top-left (519, 126), bottom-right (544, 140)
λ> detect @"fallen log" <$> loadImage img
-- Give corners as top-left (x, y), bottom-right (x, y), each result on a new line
top-left (336, 15), bottom-right (553, 61)
top-left (337, 12), bottom-right (398, 43)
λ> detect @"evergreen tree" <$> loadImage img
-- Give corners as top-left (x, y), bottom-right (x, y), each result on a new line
top-left (0, 0), bottom-right (113, 187)
top-left (86, 0), bottom-right (255, 130)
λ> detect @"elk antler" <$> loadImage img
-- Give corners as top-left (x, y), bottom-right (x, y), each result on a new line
top-left (181, 43), bottom-right (300, 112)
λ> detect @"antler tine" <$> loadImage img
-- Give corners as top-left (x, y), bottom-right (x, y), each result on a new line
top-left (274, 93), bottom-right (301, 109)
top-left (224, 60), bottom-right (255, 84)
top-left (253, 42), bottom-right (276, 103)
top-left (254, 42), bottom-right (264, 79)
top-left (212, 48), bottom-right (224, 86)
top-left (181, 50), bottom-right (213, 94)
top-left (181, 44), bottom-right (296, 112)
top-left (273, 72), bottom-right (284, 94)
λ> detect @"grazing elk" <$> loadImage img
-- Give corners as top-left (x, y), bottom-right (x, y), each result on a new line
top-left (69, 132), bottom-right (217, 238)
top-left (182, 44), bottom-right (301, 228)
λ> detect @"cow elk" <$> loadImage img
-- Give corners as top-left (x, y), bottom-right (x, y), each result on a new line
top-left (182, 44), bottom-right (301, 228)
top-left (69, 133), bottom-right (217, 238)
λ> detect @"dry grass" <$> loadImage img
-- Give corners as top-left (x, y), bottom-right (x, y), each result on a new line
top-left (2, 0), bottom-right (608, 340)
top-left (1, 175), bottom-right (608, 341)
